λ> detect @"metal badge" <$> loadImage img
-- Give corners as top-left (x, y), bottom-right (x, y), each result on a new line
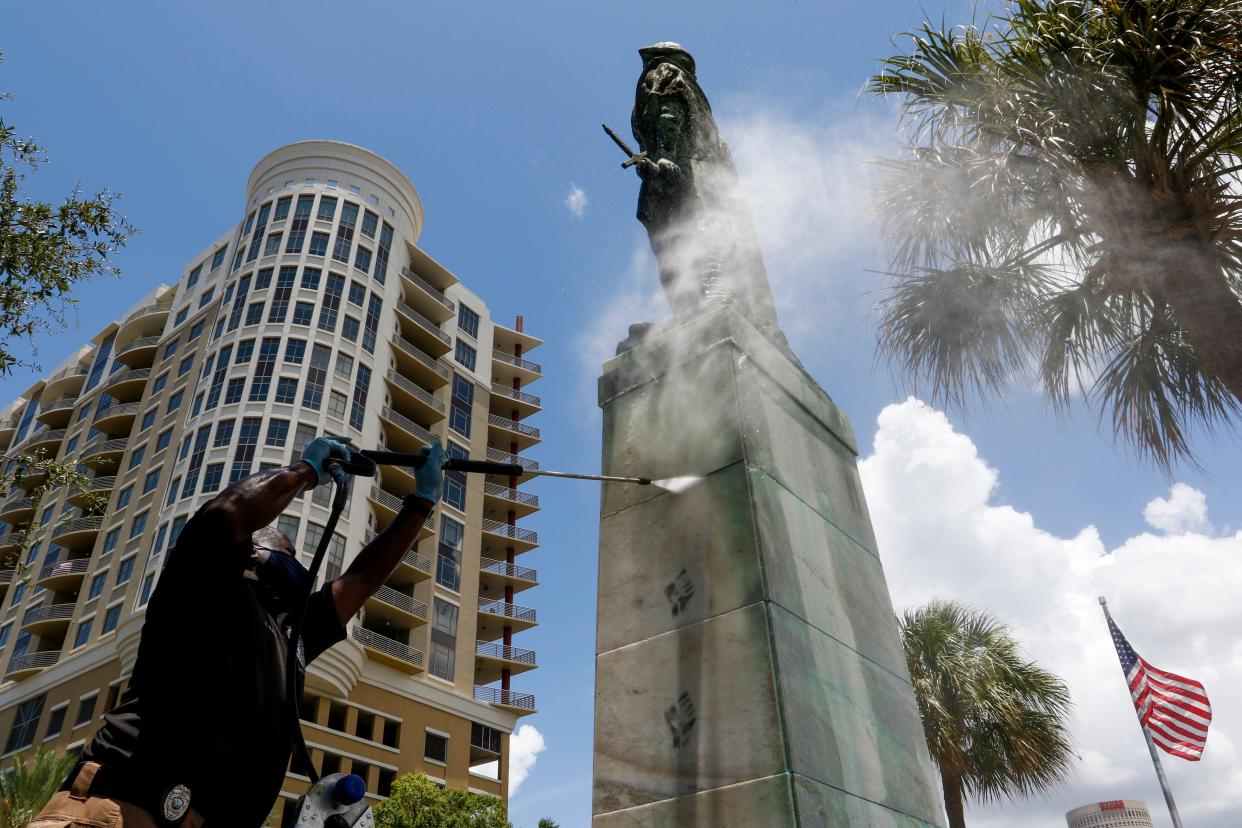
top-left (162, 784), bottom-right (192, 823)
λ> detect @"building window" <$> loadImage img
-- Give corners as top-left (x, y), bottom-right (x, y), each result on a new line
top-left (458, 304), bottom-right (480, 339)
top-left (334, 352), bottom-right (353, 380)
top-left (293, 423), bottom-right (317, 455)
top-left (325, 534), bottom-right (345, 580)
top-left (75, 694), bottom-right (98, 727)
top-left (142, 468), bottom-right (160, 494)
top-left (165, 478), bottom-right (180, 506)
top-left (201, 463), bottom-right (224, 493)
top-left (362, 294), bottom-right (381, 353)
top-left (4, 695), bottom-right (46, 754)
top-left (273, 195), bottom-right (292, 222)
top-left (178, 355), bottom-right (195, 376)
top-left (302, 345), bottom-right (331, 411)
top-left (188, 320), bottom-right (205, 342)
top-left (341, 316), bottom-right (359, 342)
top-left (166, 390), bottom-right (183, 414)
top-left (246, 202), bottom-right (271, 262)
top-left (163, 340), bottom-right (179, 362)
top-left (102, 605), bottom-right (122, 634)
top-left (326, 391), bottom-right (347, 420)
top-left (449, 373), bottom-right (473, 438)
top-left (180, 426), bottom-right (212, 497)
top-left (347, 281), bottom-right (366, 307)
top-left (442, 442), bottom-right (468, 511)
top-left (116, 556), bottom-right (135, 584)
top-left (128, 445), bottom-right (145, 470)
top-left (230, 418), bottom-right (262, 482)
top-left (304, 522), bottom-right (324, 552)
top-left (292, 302), bottom-right (314, 326)
top-left (284, 339), bottom-right (306, 365)
top-left (318, 273), bottom-right (345, 332)
top-left (224, 378), bottom-right (244, 405)
top-left (361, 209), bottom-right (378, 239)
top-left (138, 574), bottom-right (155, 606)
top-left (316, 196), bottom-right (337, 222)
top-left (276, 514), bottom-right (299, 542)
top-left (235, 339), bottom-right (255, 364)
top-left (214, 419), bottom-right (235, 447)
top-left (191, 392), bottom-right (204, 416)
top-left (245, 302), bottom-right (264, 326)
top-left (249, 338), bottom-right (281, 401)
top-left (186, 264), bottom-right (202, 288)
top-left (263, 232), bottom-right (282, 256)
top-left (116, 486), bottom-right (133, 511)
top-left (101, 528), bottom-right (120, 555)
top-left (332, 202), bottom-right (359, 263)
top-left (255, 267), bottom-right (273, 289)
top-left (140, 408), bottom-right (157, 432)
top-left (375, 222), bottom-right (393, 283)
top-left (274, 377), bottom-right (298, 405)
top-left (286, 195), bottom-right (314, 253)
top-left (436, 517), bottom-right (463, 592)
top-left (211, 246), bottom-right (228, 271)
top-left (74, 619), bottom-right (93, 648)
top-left (349, 365), bottom-right (371, 430)
top-left (455, 339), bottom-right (477, 372)
top-left (129, 511), bottom-right (148, 539)
top-left (205, 343), bottom-right (234, 410)
top-left (155, 429), bottom-right (172, 453)
top-left (308, 232), bottom-right (329, 257)
top-left (175, 306), bottom-right (190, 326)
top-left (424, 730), bottom-right (449, 764)
top-left (83, 334), bottom-right (115, 393)
top-left (243, 209), bottom-right (256, 235)
top-left (429, 598), bottom-right (459, 682)
top-left (269, 266), bottom-right (296, 323)
top-left (266, 419), bottom-right (290, 447)
top-left (301, 266), bottom-right (321, 290)
top-left (227, 273), bottom-right (252, 332)
top-left (88, 574), bottom-right (106, 600)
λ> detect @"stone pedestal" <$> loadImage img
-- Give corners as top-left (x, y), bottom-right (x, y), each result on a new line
top-left (593, 306), bottom-right (945, 827)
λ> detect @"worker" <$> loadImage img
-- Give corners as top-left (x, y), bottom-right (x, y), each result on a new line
top-left (28, 435), bottom-right (446, 828)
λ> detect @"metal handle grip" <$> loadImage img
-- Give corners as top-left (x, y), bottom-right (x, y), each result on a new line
top-left (358, 449), bottom-right (524, 478)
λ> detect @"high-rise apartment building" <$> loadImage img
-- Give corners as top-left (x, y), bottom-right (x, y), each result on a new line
top-left (0, 141), bottom-right (541, 820)
top-left (1066, 800), bottom-right (1155, 828)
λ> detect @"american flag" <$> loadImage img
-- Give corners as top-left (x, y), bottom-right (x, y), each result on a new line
top-left (1107, 612), bottom-right (1212, 761)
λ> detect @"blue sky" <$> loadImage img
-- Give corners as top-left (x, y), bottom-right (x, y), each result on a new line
top-left (4, 3), bottom-right (1242, 826)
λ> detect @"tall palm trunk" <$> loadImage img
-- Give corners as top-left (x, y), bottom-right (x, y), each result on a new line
top-left (940, 771), bottom-right (967, 828)
top-left (1152, 246), bottom-right (1242, 406)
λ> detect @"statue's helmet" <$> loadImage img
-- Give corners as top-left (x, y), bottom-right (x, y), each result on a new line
top-left (639, 42), bottom-right (696, 77)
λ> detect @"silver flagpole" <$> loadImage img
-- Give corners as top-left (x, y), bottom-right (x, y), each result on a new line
top-left (1099, 597), bottom-right (1184, 828)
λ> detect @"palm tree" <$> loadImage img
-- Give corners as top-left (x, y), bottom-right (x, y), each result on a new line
top-left (868, 0), bottom-right (1242, 470)
top-left (900, 601), bottom-right (1073, 828)
top-left (0, 749), bottom-right (77, 828)
top-left (537, 820), bottom-right (560, 828)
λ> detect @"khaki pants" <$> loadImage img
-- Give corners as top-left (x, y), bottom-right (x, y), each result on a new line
top-left (27, 762), bottom-right (204, 828)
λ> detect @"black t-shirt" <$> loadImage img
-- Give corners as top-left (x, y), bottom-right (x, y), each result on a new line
top-left (83, 507), bottom-right (346, 827)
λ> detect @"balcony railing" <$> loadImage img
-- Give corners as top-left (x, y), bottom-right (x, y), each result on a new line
top-left (352, 626), bottom-right (424, 669)
top-left (51, 515), bottom-right (103, 541)
top-left (1, 496), bottom-right (34, 514)
top-left (24, 428), bottom-right (66, 449)
top-left (401, 267), bottom-right (455, 313)
top-left (6, 650), bottom-right (59, 675)
top-left (486, 448), bottom-right (538, 471)
top-left (492, 350), bottom-right (542, 374)
top-left (487, 414), bottom-right (539, 440)
top-left (123, 301), bottom-right (173, 325)
top-left (478, 599), bottom-right (537, 624)
top-left (481, 519), bottom-right (538, 545)
top-left (104, 367), bottom-right (152, 389)
top-left (0, 535), bottom-right (22, 551)
top-left (46, 365), bottom-right (89, 385)
top-left (40, 398), bottom-right (77, 416)
top-left (368, 486), bottom-right (404, 513)
top-left (81, 438), bottom-right (128, 461)
top-left (372, 585), bottom-right (428, 621)
top-left (116, 335), bottom-right (161, 357)
top-left (38, 557), bottom-right (90, 582)
top-left (476, 641), bottom-right (537, 666)
top-left (381, 406), bottom-right (435, 446)
top-left (482, 482), bottom-right (539, 509)
top-left (364, 530), bottom-right (433, 574)
top-left (396, 301), bottom-right (451, 346)
top-left (490, 382), bottom-right (541, 408)
top-left (0, 569), bottom-right (14, 584)
top-left (22, 602), bottom-right (76, 626)
top-left (474, 685), bottom-right (535, 711)
top-left (480, 558), bottom-right (538, 583)
top-left (394, 337), bottom-right (450, 381)
top-left (385, 369), bottom-right (445, 414)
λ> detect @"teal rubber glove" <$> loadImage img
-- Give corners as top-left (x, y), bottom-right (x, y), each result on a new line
top-left (409, 441), bottom-right (447, 506)
top-left (300, 435), bottom-right (353, 485)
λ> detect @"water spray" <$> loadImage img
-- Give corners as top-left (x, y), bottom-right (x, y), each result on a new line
top-left (347, 449), bottom-right (657, 487)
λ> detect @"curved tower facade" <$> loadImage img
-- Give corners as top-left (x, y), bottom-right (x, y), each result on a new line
top-left (0, 141), bottom-right (541, 818)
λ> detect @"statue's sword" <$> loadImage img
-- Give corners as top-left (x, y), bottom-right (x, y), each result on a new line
top-left (602, 123), bottom-right (648, 169)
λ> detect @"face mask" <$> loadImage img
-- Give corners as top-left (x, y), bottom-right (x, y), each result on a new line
top-left (252, 550), bottom-right (313, 615)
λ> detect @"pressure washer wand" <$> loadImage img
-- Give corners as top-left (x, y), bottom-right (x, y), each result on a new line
top-left (356, 449), bottom-right (651, 485)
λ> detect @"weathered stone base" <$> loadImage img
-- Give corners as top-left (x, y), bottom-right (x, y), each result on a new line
top-left (594, 305), bottom-right (945, 827)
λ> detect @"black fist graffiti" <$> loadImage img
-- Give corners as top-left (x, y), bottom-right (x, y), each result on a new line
top-left (664, 691), bottom-right (697, 749)
top-left (664, 569), bottom-right (694, 617)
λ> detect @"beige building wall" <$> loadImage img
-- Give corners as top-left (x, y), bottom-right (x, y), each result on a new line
top-left (0, 141), bottom-right (541, 821)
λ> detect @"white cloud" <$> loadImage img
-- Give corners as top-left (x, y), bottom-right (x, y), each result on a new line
top-left (565, 184), bottom-right (588, 218)
top-left (859, 399), bottom-right (1242, 828)
top-left (507, 724), bottom-right (546, 796)
top-left (1144, 483), bottom-right (1212, 535)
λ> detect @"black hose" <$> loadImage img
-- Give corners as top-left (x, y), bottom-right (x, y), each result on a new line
top-left (285, 463), bottom-right (351, 783)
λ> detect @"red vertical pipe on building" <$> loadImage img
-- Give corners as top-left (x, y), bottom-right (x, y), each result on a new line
top-left (501, 313), bottom-right (526, 698)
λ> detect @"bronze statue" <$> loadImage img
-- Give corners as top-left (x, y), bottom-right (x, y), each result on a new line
top-left (606, 42), bottom-right (786, 351)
